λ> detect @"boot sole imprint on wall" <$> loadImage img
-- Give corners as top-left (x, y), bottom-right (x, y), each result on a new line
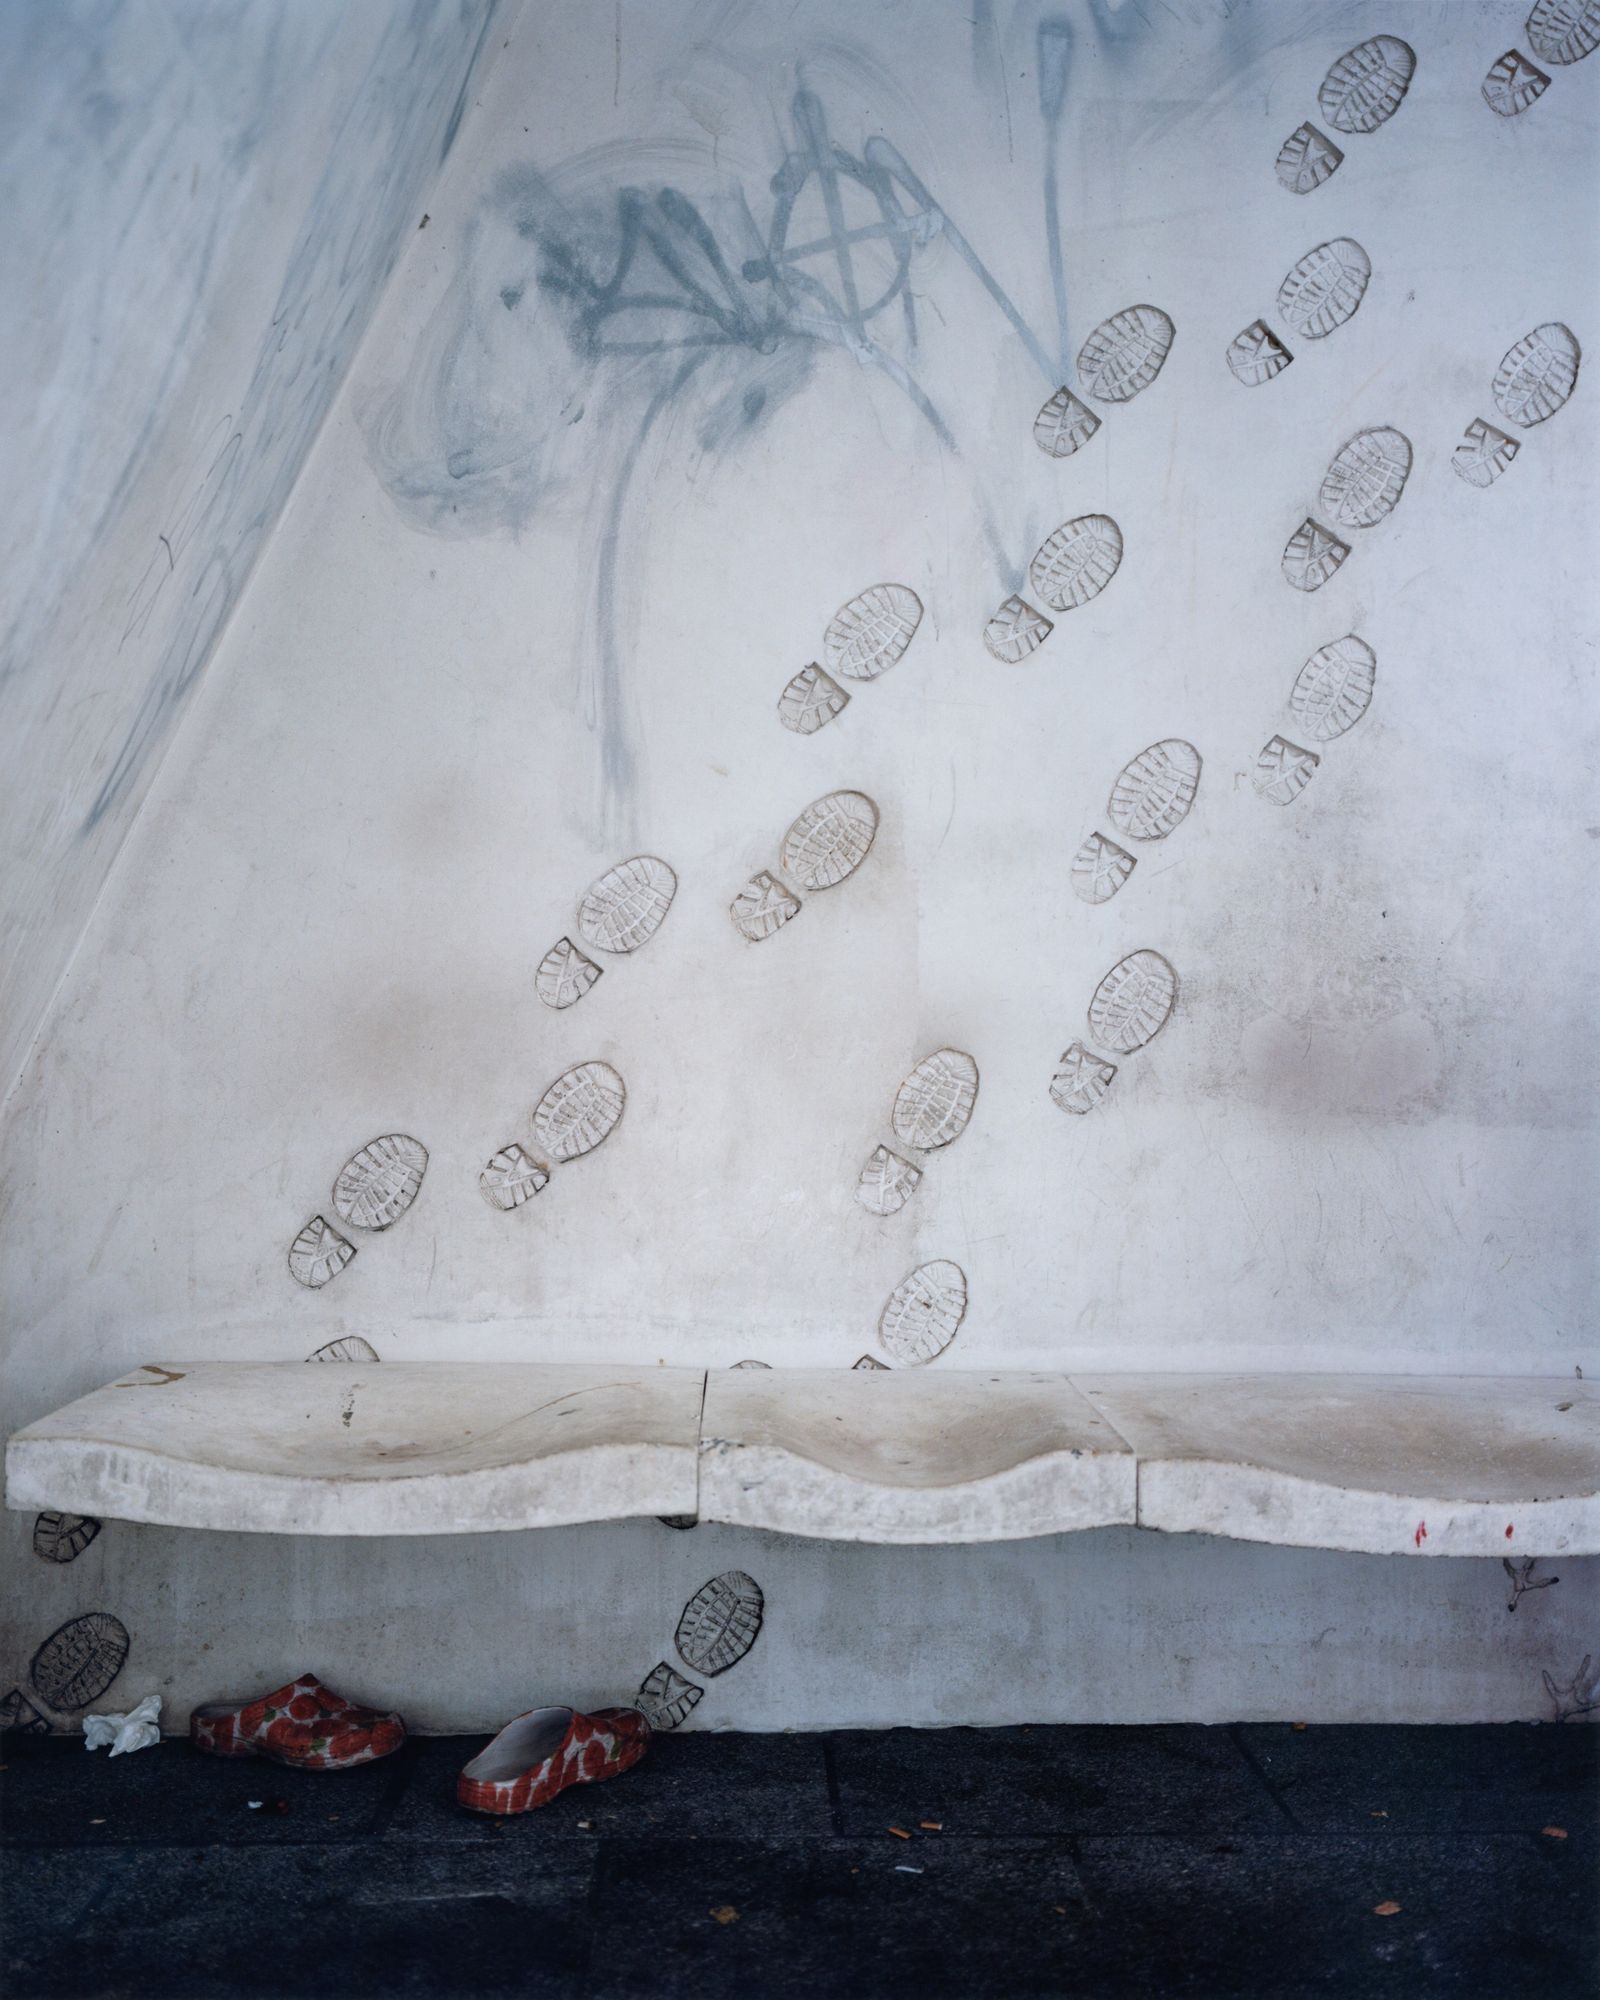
top-left (1226, 238), bottom-right (1371, 387)
top-left (535, 856), bottom-right (677, 1013)
top-left (1253, 634), bottom-right (1377, 808)
top-left (730, 791), bottom-right (879, 941)
top-left (1051, 951), bottom-right (1178, 1118)
top-left (1074, 740), bottom-right (1203, 905)
top-left (878, 1259), bottom-right (968, 1365)
top-left (857, 1048), bottom-right (978, 1214)
top-left (984, 516), bottom-right (1123, 663)
top-left (1454, 324), bottom-right (1580, 488)
top-left (777, 585), bottom-right (922, 732)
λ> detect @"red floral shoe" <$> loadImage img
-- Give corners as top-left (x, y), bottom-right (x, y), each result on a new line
top-left (190, 1674), bottom-right (405, 1771)
top-left (457, 1705), bottom-right (651, 1815)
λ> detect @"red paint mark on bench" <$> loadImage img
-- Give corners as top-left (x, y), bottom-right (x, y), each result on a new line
top-left (1413, 1520), bottom-right (1427, 1548)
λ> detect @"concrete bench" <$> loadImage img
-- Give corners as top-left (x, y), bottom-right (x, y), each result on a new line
top-left (7, 1362), bottom-right (1596, 1557)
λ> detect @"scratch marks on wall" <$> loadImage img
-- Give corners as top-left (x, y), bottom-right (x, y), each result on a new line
top-left (76, 8), bottom-right (507, 834)
top-left (1, 1), bottom-right (505, 1097)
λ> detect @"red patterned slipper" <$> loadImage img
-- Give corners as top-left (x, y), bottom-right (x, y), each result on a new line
top-left (190, 1674), bottom-right (405, 1771)
top-left (457, 1705), bottom-right (651, 1815)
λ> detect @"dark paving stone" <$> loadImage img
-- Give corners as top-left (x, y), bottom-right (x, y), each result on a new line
top-left (585, 1835), bottom-right (1091, 2000)
top-left (383, 1729), bottom-right (835, 1842)
top-left (829, 1723), bottom-right (1282, 1835)
top-left (2, 1842), bottom-right (593, 1999)
top-left (1237, 1724), bottom-right (1600, 1835)
top-left (0, 1735), bottom-right (406, 1848)
top-left (1071, 1833), bottom-right (1598, 1998)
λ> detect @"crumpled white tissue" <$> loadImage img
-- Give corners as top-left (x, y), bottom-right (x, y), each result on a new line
top-left (83, 1693), bottom-right (162, 1756)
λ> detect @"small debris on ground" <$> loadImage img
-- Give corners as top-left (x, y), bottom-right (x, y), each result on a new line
top-left (1370, 1810), bottom-right (1388, 1819)
top-left (709, 1905), bottom-right (739, 1926)
top-left (1292, 1722), bottom-right (1308, 1732)
top-left (888, 1825), bottom-right (912, 1840)
top-left (894, 1865), bottom-right (923, 1874)
top-left (1373, 1901), bottom-right (1402, 1917)
top-left (919, 1820), bottom-right (943, 1831)
top-left (1541, 1826), bottom-right (1568, 1839)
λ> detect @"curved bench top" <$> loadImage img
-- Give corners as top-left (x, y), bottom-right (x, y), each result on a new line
top-left (6, 1361), bottom-right (1597, 1553)
top-left (4, 1363), bottom-right (704, 1536)
top-left (1081, 1373), bottom-right (1597, 1557)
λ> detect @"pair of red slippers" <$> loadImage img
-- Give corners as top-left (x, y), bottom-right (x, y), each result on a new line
top-left (191, 1674), bottom-right (650, 1815)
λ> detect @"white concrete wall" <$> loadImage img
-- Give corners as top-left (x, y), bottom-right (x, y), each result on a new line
top-left (0, 0), bottom-right (505, 1097)
top-left (3, 0), bottom-right (1596, 1730)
